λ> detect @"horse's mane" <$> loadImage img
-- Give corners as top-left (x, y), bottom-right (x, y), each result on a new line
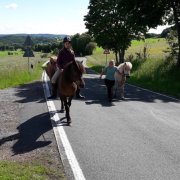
top-left (117, 62), bottom-right (132, 71)
top-left (75, 61), bottom-right (86, 74)
top-left (50, 56), bottom-right (57, 63)
top-left (63, 61), bottom-right (85, 82)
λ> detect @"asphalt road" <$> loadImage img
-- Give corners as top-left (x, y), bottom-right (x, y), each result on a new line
top-left (49, 64), bottom-right (180, 180)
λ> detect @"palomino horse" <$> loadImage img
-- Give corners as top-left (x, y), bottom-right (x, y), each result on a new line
top-left (114, 62), bottom-right (132, 99)
top-left (42, 56), bottom-right (57, 80)
top-left (43, 56), bottom-right (85, 125)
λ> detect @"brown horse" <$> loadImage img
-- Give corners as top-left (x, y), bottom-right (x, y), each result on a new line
top-left (58, 60), bottom-right (85, 125)
top-left (43, 56), bottom-right (85, 125)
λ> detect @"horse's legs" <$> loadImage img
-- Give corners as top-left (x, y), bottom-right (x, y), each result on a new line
top-left (64, 98), bottom-right (71, 125)
top-left (114, 81), bottom-right (118, 98)
top-left (67, 96), bottom-right (73, 107)
top-left (60, 96), bottom-right (64, 111)
top-left (120, 84), bottom-right (125, 99)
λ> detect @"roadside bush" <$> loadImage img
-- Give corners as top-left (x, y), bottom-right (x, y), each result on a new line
top-left (8, 52), bottom-right (13, 55)
top-left (85, 42), bottom-right (96, 55)
top-left (41, 53), bottom-right (48, 58)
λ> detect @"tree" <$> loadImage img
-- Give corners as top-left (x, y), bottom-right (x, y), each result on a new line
top-left (85, 42), bottom-right (96, 55)
top-left (71, 33), bottom-right (81, 55)
top-left (168, 0), bottom-right (180, 67)
top-left (77, 33), bottom-right (92, 56)
top-left (84, 0), bottom-right (144, 64)
top-left (166, 29), bottom-right (178, 58)
top-left (71, 33), bottom-right (93, 56)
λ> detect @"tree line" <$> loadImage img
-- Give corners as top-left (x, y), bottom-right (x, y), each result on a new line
top-left (84, 0), bottom-right (180, 67)
top-left (33, 33), bottom-right (96, 56)
top-left (0, 33), bottom-right (96, 57)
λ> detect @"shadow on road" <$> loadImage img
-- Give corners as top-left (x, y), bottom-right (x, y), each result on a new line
top-left (0, 112), bottom-right (52, 155)
top-left (14, 81), bottom-right (45, 104)
top-left (14, 67), bottom-right (180, 106)
top-left (81, 71), bottom-right (180, 105)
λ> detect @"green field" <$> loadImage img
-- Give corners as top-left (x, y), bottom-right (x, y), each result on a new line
top-left (126, 38), bottom-right (169, 59)
top-left (87, 38), bottom-right (169, 66)
top-left (86, 38), bottom-right (180, 98)
top-left (0, 51), bottom-right (47, 89)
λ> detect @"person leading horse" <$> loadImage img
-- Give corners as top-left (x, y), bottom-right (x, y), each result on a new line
top-left (48, 36), bottom-right (85, 99)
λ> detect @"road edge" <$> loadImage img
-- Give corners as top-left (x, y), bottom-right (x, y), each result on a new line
top-left (41, 71), bottom-right (86, 180)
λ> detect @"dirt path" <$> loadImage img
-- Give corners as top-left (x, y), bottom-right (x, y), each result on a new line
top-left (0, 81), bottom-right (66, 179)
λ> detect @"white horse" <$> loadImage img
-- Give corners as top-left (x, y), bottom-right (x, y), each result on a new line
top-left (114, 62), bottom-right (132, 99)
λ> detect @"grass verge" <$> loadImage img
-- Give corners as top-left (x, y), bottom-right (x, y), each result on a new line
top-left (0, 62), bottom-right (44, 89)
top-left (0, 160), bottom-right (64, 180)
top-left (128, 57), bottom-right (180, 98)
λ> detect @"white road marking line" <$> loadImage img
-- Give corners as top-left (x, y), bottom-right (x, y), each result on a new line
top-left (42, 71), bottom-right (86, 180)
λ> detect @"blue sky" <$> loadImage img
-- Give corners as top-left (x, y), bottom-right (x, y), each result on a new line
top-left (0, 0), bottom-right (169, 35)
top-left (0, 0), bottom-right (89, 35)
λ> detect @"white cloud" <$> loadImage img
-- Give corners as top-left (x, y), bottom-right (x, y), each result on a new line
top-left (5, 3), bottom-right (18, 9)
top-left (148, 25), bottom-right (171, 34)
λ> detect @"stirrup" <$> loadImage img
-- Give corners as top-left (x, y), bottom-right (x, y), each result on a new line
top-left (76, 94), bottom-right (85, 99)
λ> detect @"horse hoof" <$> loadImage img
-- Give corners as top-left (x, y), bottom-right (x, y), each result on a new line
top-left (60, 109), bottom-right (64, 113)
top-left (67, 121), bottom-right (72, 126)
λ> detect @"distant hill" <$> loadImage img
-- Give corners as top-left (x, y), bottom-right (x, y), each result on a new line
top-left (0, 34), bottom-right (68, 46)
top-left (161, 26), bottom-right (175, 38)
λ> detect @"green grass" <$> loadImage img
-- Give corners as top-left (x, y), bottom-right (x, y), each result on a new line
top-left (86, 38), bottom-right (180, 98)
top-left (87, 38), bottom-right (169, 67)
top-left (0, 51), bottom-right (46, 89)
top-left (126, 38), bottom-right (169, 59)
top-left (0, 161), bottom-right (61, 180)
top-left (128, 57), bottom-right (180, 98)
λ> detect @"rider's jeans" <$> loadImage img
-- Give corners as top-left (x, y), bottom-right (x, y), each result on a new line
top-left (51, 69), bottom-right (61, 84)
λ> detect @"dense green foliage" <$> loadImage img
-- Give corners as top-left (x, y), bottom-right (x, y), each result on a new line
top-left (71, 33), bottom-right (96, 56)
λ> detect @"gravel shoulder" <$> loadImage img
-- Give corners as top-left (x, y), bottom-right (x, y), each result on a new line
top-left (0, 80), bottom-right (66, 179)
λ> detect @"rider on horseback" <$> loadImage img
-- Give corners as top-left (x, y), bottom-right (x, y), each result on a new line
top-left (48, 36), bottom-right (85, 99)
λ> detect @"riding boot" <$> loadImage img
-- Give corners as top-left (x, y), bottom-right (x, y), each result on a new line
top-left (48, 83), bottom-right (57, 99)
top-left (76, 88), bottom-right (85, 99)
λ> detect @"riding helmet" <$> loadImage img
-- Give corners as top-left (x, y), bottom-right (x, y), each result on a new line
top-left (63, 36), bottom-right (71, 43)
